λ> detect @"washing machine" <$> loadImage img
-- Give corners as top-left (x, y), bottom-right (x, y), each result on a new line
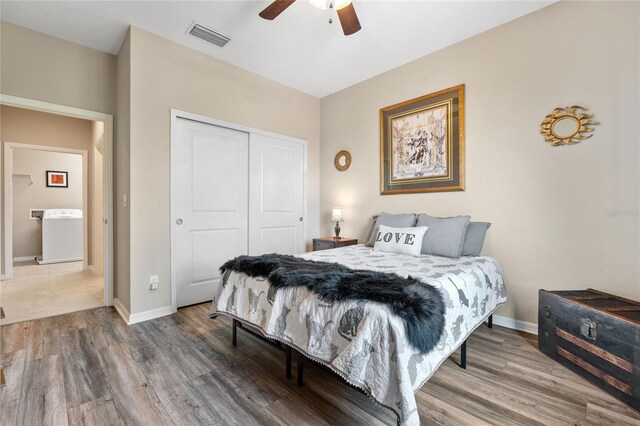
top-left (38, 209), bottom-right (83, 264)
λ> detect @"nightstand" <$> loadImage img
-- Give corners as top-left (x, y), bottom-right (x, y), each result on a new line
top-left (312, 237), bottom-right (358, 251)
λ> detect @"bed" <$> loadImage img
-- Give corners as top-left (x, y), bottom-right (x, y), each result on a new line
top-left (209, 244), bottom-right (507, 426)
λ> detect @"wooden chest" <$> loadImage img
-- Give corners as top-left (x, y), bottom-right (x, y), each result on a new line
top-left (538, 289), bottom-right (640, 411)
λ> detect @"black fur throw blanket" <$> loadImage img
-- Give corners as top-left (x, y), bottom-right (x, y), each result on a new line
top-left (220, 254), bottom-right (446, 354)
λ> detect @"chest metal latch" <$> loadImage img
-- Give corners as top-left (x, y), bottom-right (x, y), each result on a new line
top-left (580, 318), bottom-right (597, 340)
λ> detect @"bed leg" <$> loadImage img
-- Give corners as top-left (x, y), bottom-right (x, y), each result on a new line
top-left (232, 319), bottom-right (238, 346)
top-left (286, 346), bottom-right (292, 379)
top-left (488, 314), bottom-right (493, 329)
top-left (297, 352), bottom-right (304, 387)
top-left (460, 339), bottom-right (467, 369)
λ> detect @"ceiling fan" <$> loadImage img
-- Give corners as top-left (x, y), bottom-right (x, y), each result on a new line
top-left (259, 0), bottom-right (362, 36)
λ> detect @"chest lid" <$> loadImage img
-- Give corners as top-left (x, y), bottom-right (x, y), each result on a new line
top-left (546, 289), bottom-right (640, 326)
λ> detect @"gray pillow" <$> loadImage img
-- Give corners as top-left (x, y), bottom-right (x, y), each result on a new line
top-left (461, 222), bottom-right (491, 257)
top-left (366, 212), bottom-right (417, 247)
top-left (363, 214), bottom-right (379, 245)
top-left (415, 214), bottom-right (471, 258)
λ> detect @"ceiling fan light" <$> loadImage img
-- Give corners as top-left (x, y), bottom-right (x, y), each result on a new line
top-left (309, 0), bottom-right (352, 10)
top-left (334, 0), bottom-right (352, 10)
top-left (309, 0), bottom-right (328, 10)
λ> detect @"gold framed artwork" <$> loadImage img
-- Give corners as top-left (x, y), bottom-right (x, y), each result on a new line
top-left (380, 84), bottom-right (465, 195)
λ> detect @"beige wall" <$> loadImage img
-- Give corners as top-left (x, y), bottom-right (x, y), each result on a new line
top-left (1, 106), bottom-right (94, 153)
top-left (12, 149), bottom-right (83, 258)
top-left (320, 1), bottom-right (640, 324)
top-left (1, 106), bottom-right (96, 273)
top-left (115, 30), bottom-right (131, 311)
top-left (127, 27), bottom-right (321, 314)
top-left (0, 21), bottom-right (117, 115)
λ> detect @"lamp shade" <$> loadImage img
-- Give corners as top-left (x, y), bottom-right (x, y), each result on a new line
top-left (331, 207), bottom-right (343, 222)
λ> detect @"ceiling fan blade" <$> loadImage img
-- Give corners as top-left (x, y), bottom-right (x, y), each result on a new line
top-left (259, 0), bottom-right (296, 20)
top-left (336, 2), bottom-right (361, 36)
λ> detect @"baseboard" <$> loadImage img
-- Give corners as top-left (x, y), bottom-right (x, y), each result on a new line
top-left (493, 314), bottom-right (538, 335)
top-left (128, 305), bottom-right (173, 325)
top-left (114, 300), bottom-right (172, 325)
top-left (114, 299), bottom-right (172, 325)
top-left (37, 257), bottom-right (83, 265)
top-left (113, 298), bottom-right (130, 324)
top-left (13, 255), bottom-right (39, 262)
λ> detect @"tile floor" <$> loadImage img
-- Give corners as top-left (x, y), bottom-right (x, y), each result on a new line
top-left (0, 261), bottom-right (103, 325)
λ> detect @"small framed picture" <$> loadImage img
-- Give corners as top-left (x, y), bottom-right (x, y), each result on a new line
top-left (46, 171), bottom-right (68, 188)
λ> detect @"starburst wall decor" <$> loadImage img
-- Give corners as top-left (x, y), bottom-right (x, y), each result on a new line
top-left (540, 105), bottom-right (599, 147)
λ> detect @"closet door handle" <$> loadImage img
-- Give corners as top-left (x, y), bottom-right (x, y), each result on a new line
top-left (176, 218), bottom-right (183, 225)
top-left (299, 217), bottom-right (304, 222)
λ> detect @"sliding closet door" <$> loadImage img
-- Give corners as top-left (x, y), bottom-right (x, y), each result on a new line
top-left (249, 134), bottom-right (305, 255)
top-left (173, 118), bottom-right (248, 308)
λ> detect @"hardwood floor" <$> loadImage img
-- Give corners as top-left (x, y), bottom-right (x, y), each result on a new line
top-left (1, 261), bottom-right (103, 325)
top-left (1, 303), bottom-right (639, 425)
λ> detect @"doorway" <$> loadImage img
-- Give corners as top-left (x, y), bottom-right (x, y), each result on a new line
top-left (0, 95), bottom-right (114, 325)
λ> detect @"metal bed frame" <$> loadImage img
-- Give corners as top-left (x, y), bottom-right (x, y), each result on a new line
top-left (232, 319), bottom-right (294, 379)
top-left (231, 313), bottom-right (494, 387)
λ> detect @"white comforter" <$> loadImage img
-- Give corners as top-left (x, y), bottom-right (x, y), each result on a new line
top-left (209, 245), bottom-right (507, 425)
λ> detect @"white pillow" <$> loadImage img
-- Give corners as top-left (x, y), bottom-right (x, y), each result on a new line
top-left (373, 225), bottom-right (428, 257)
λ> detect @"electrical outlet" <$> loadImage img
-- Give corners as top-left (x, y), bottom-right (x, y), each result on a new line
top-left (29, 209), bottom-right (45, 220)
top-left (149, 275), bottom-right (159, 291)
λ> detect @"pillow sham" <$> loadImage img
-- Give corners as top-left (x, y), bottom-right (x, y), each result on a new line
top-left (363, 214), bottom-right (379, 245)
top-left (415, 214), bottom-right (470, 258)
top-left (461, 222), bottom-right (491, 256)
top-left (373, 225), bottom-right (428, 257)
top-left (366, 212), bottom-right (417, 247)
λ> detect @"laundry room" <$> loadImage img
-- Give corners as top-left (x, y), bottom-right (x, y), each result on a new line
top-left (1, 105), bottom-right (106, 324)
top-left (13, 148), bottom-right (83, 264)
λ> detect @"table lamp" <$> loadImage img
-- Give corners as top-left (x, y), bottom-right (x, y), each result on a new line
top-left (331, 207), bottom-right (343, 239)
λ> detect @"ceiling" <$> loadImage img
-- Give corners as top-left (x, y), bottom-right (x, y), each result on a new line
top-left (0, 1), bottom-right (553, 98)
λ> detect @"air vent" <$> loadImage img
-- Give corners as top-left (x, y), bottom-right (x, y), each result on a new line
top-left (187, 21), bottom-right (230, 47)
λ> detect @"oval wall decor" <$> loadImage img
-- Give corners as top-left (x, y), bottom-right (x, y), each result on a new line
top-left (540, 105), bottom-right (599, 147)
top-left (334, 150), bottom-right (352, 171)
